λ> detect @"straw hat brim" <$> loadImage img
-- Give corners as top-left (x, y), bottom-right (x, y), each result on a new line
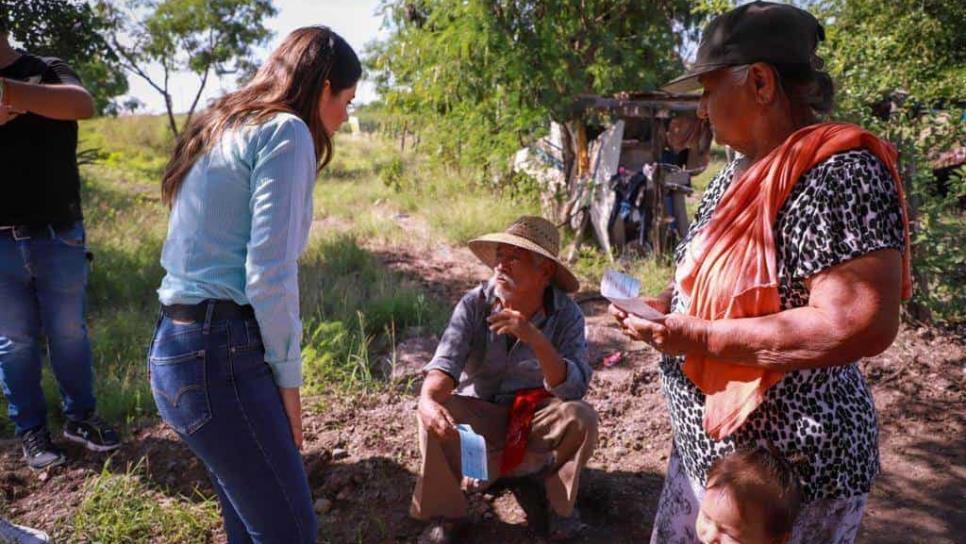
top-left (468, 233), bottom-right (580, 293)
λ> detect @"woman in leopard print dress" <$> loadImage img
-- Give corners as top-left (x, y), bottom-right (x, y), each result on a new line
top-left (612, 4), bottom-right (909, 543)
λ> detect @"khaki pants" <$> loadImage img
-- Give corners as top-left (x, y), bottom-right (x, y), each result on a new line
top-left (410, 395), bottom-right (598, 520)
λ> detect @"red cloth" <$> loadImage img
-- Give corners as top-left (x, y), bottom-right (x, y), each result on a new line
top-left (675, 122), bottom-right (912, 441)
top-left (500, 387), bottom-right (553, 476)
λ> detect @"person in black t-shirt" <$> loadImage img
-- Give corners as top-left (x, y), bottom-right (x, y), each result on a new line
top-left (0, 29), bottom-right (119, 470)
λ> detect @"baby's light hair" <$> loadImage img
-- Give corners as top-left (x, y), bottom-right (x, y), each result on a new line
top-left (706, 447), bottom-right (804, 539)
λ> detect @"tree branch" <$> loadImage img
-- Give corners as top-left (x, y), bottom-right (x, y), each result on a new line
top-left (185, 64), bottom-right (211, 128)
top-left (110, 35), bottom-right (166, 96)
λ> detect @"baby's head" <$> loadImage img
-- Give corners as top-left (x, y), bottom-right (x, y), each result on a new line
top-left (696, 448), bottom-right (803, 544)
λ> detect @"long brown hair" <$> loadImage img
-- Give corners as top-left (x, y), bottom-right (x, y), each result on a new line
top-left (161, 26), bottom-right (361, 207)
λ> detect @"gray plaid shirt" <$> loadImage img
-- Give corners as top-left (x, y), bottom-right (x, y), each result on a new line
top-left (424, 282), bottom-right (591, 404)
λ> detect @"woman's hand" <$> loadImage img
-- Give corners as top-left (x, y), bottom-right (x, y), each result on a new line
top-left (608, 295), bottom-right (671, 322)
top-left (278, 387), bottom-right (303, 449)
top-left (612, 303), bottom-right (709, 356)
top-left (608, 295), bottom-right (670, 326)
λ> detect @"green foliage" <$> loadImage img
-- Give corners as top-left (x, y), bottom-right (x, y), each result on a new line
top-left (379, 156), bottom-right (406, 191)
top-left (106, 0), bottom-right (276, 134)
top-left (819, 0), bottom-right (966, 321)
top-left (0, 0), bottom-right (128, 114)
top-left (70, 462), bottom-right (219, 543)
top-left (368, 0), bottom-right (698, 175)
top-left (298, 234), bottom-right (446, 393)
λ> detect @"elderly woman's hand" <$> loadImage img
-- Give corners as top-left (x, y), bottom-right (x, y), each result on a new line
top-left (613, 309), bottom-right (709, 356)
top-left (608, 295), bottom-right (669, 323)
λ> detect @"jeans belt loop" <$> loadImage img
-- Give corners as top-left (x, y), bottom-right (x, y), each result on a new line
top-left (12, 226), bottom-right (31, 241)
top-left (202, 300), bottom-right (216, 335)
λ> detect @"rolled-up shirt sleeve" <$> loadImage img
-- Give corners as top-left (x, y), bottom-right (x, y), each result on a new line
top-left (423, 291), bottom-right (479, 383)
top-left (545, 306), bottom-right (592, 400)
top-left (245, 117), bottom-right (316, 388)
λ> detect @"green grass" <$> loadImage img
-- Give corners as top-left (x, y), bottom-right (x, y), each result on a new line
top-left (82, 165), bottom-right (169, 429)
top-left (570, 244), bottom-right (675, 296)
top-left (68, 462), bottom-right (220, 543)
top-left (317, 134), bottom-right (540, 245)
top-left (79, 115), bottom-right (174, 179)
top-left (298, 232), bottom-right (448, 393)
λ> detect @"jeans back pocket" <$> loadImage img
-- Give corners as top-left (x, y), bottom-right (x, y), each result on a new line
top-left (149, 349), bottom-right (211, 435)
top-left (54, 221), bottom-right (87, 249)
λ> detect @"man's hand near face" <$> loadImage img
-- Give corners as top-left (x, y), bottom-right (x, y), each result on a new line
top-left (487, 307), bottom-right (540, 345)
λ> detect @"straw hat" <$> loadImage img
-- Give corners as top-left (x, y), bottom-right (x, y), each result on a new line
top-left (468, 216), bottom-right (580, 293)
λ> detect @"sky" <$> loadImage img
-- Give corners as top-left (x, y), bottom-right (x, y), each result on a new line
top-left (123, 0), bottom-right (388, 114)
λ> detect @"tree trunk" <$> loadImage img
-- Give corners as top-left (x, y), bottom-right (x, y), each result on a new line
top-left (556, 120), bottom-right (577, 224)
top-left (164, 93), bottom-right (179, 137)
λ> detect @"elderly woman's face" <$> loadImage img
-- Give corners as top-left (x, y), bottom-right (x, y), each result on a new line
top-left (697, 68), bottom-right (758, 153)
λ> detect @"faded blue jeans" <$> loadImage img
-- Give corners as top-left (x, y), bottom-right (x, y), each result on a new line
top-left (148, 305), bottom-right (316, 543)
top-left (0, 221), bottom-right (96, 436)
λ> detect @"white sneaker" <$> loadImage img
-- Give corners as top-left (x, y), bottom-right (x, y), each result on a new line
top-left (0, 518), bottom-right (50, 544)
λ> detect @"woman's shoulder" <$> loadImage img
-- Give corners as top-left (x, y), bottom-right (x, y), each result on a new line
top-left (804, 148), bottom-right (894, 188)
top-left (237, 112), bottom-right (315, 165)
top-left (254, 112), bottom-right (312, 143)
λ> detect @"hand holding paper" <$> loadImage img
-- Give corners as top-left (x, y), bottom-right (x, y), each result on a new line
top-left (601, 269), bottom-right (667, 322)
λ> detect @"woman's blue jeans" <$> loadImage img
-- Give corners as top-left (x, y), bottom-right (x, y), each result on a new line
top-left (148, 305), bottom-right (316, 543)
top-left (0, 221), bottom-right (96, 436)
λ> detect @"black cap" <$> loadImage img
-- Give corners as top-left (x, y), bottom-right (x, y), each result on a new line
top-left (663, 1), bottom-right (825, 93)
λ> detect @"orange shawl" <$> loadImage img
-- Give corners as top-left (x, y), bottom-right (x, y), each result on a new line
top-left (675, 122), bottom-right (912, 440)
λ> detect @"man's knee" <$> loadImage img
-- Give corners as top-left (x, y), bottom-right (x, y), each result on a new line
top-left (558, 400), bottom-right (599, 437)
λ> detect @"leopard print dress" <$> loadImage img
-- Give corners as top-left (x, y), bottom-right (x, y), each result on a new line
top-left (650, 150), bottom-right (905, 540)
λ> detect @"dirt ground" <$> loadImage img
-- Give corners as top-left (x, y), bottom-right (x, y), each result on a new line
top-left (0, 229), bottom-right (963, 543)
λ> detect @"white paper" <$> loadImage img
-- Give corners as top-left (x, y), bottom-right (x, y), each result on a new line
top-left (457, 424), bottom-right (488, 481)
top-left (601, 269), bottom-right (667, 322)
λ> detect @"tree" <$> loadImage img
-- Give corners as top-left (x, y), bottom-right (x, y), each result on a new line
top-left (0, 0), bottom-right (128, 114)
top-left (122, 96), bottom-right (146, 115)
top-left (817, 0), bottom-right (966, 321)
top-left (367, 0), bottom-right (699, 179)
top-left (105, 0), bottom-right (276, 135)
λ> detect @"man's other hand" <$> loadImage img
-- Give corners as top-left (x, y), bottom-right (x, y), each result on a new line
top-left (418, 397), bottom-right (459, 441)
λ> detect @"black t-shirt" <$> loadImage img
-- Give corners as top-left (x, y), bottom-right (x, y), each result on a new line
top-left (0, 53), bottom-right (84, 227)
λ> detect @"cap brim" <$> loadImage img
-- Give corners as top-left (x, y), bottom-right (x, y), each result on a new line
top-left (661, 64), bottom-right (730, 94)
top-left (468, 234), bottom-right (580, 293)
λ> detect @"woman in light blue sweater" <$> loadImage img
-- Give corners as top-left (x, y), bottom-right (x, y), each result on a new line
top-left (149, 27), bottom-right (359, 543)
